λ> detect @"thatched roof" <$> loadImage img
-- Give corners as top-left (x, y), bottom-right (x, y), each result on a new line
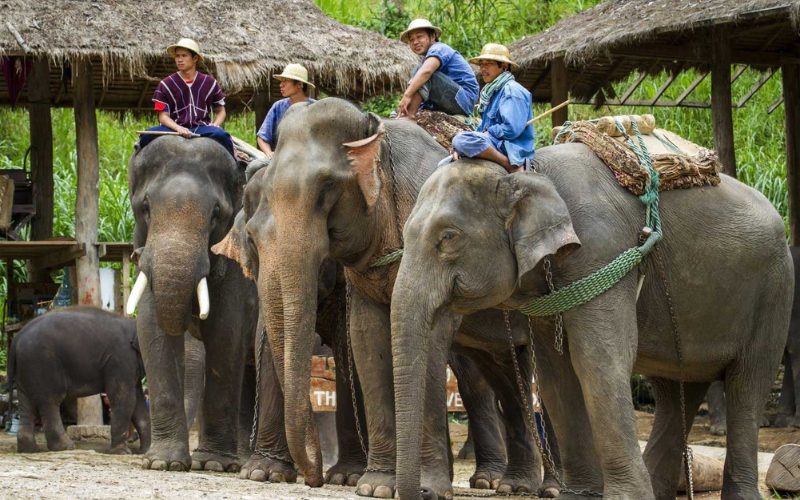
top-left (0, 0), bottom-right (417, 109)
top-left (510, 0), bottom-right (800, 103)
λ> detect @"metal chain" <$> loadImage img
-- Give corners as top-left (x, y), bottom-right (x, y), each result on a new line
top-left (253, 448), bottom-right (294, 466)
top-left (542, 257), bottom-right (564, 354)
top-left (503, 310), bottom-right (602, 497)
top-left (652, 248), bottom-right (694, 499)
top-left (250, 323), bottom-right (267, 449)
top-left (193, 447), bottom-right (240, 460)
top-left (345, 280), bottom-right (369, 461)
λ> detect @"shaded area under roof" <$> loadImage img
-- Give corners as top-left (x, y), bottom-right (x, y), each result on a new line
top-left (0, 0), bottom-right (417, 109)
top-left (510, 0), bottom-right (800, 103)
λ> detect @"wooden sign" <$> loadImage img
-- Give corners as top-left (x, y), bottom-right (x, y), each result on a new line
top-left (309, 356), bottom-right (541, 413)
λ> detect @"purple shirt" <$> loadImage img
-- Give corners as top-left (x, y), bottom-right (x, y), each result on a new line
top-left (152, 72), bottom-right (225, 128)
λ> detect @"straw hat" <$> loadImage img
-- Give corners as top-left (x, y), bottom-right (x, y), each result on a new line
top-left (399, 18), bottom-right (442, 44)
top-left (273, 63), bottom-right (316, 89)
top-left (469, 43), bottom-right (519, 69)
top-left (167, 38), bottom-right (204, 62)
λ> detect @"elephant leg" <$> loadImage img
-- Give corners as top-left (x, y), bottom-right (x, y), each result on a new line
top-left (40, 397), bottom-right (74, 452)
top-left (531, 320), bottom-right (603, 495)
top-left (706, 381), bottom-right (726, 436)
top-left (773, 351), bottom-right (794, 427)
top-left (565, 283), bottom-right (654, 499)
top-left (449, 350), bottom-right (506, 491)
top-left (642, 378), bottom-right (708, 500)
top-left (325, 329), bottom-right (367, 486)
top-left (132, 384), bottom-right (151, 454)
top-left (466, 346), bottom-right (541, 496)
top-left (107, 385), bottom-right (136, 455)
top-left (238, 361), bottom-right (256, 457)
top-left (789, 345), bottom-right (800, 427)
top-left (16, 391), bottom-right (39, 453)
top-left (139, 295), bottom-right (190, 471)
top-left (183, 333), bottom-right (205, 430)
top-left (350, 290), bottom-right (397, 499)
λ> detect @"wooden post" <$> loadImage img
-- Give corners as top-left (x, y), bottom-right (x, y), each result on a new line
top-left (711, 27), bottom-right (737, 177)
top-left (550, 57), bottom-right (569, 128)
top-left (72, 59), bottom-right (103, 426)
top-left (784, 60), bottom-right (800, 245)
top-left (254, 88), bottom-right (269, 135)
top-left (28, 58), bottom-right (54, 282)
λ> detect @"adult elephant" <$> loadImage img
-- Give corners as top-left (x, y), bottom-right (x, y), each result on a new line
top-left (127, 136), bottom-right (258, 472)
top-left (230, 98), bottom-right (556, 497)
top-left (390, 151), bottom-right (792, 499)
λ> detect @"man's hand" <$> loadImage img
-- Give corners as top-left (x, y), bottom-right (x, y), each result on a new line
top-left (397, 94), bottom-right (412, 117)
top-left (176, 126), bottom-right (194, 138)
top-left (264, 150), bottom-right (274, 160)
top-left (451, 151), bottom-right (460, 162)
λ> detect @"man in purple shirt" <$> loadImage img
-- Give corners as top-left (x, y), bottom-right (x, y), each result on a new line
top-left (138, 38), bottom-right (233, 155)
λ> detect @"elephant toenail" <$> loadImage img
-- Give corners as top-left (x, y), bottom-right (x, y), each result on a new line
top-left (205, 461), bottom-right (224, 472)
top-left (250, 469), bottom-right (267, 481)
top-left (541, 486), bottom-right (560, 498)
top-left (357, 484), bottom-right (374, 497)
top-left (474, 478), bottom-right (490, 489)
top-left (491, 479), bottom-right (501, 489)
top-left (226, 463), bottom-right (240, 473)
top-left (191, 460), bottom-right (203, 470)
top-left (374, 485), bottom-right (394, 498)
top-left (269, 472), bottom-right (286, 483)
top-left (347, 474), bottom-right (361, 486)
top-left (141, 459), bottom-right (151, 470)
top-left (169, 462), bottom-right (185, 472)
top-left (497, 484), bottom-right (512, 494)
top-left (151, 460), bottom-right (167, 470)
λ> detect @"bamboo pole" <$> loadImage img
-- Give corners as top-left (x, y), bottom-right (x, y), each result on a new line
top-left (529, 99), bottom-right (571, 125)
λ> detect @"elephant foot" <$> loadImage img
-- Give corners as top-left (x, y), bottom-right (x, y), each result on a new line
top-left (325, 457), bottom-right (365, 486)
top-left (709, 422), bottom-right (727, 436)
top-left (107, 443), bottom-right (133, 455)
top-left (539, 475), bottom-right (561, 498)
top-left (356, 470), bottom-right (395, 498)
top-left (773, 413), bottom-right (792, 428)
top-left (421, 467), bottom-right (453, 500)
top-left (142, 441), bottom-right (191, 471)
top-left (46, 437), bottom-right (76, 452)
top-left (16, 437), bottom-right (39, 453)
top-left (759, 414), bottom-right (771, 427)
top-left (496, 472), bottom-right (539, 496)
top-left (469, 466), bottom-right (504, 490)
top-left (238, 451), bottom-right (297, 483)
top-left (457, 440), bottom-right (475, 460)
top-left (191, 448), bottom-right (241, 473)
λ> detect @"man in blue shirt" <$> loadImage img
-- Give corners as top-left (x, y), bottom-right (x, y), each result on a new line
top-left (396, 19), bottom-right (479, 120)
top-left (257, 63), bottom-right (316, 159)
top-left (449, 44), bottom-right (534, 173)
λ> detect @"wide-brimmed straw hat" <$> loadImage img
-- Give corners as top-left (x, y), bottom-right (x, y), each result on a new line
top-left (167, 38), bottom-right (204, 62)
top-left (273, 63), bottom-right (316, 89)
top-left (469, 43), bottom-right (519, 69)
top-left (399, 18), bottom-right (442, 44)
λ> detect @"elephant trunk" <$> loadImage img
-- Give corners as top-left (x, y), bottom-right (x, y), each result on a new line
top-left (391, 265), bottom-right (439, 500)
top-left (267, 250), bottom-right (324, 486)
top-left (148, 230), bottom-right (210, 336)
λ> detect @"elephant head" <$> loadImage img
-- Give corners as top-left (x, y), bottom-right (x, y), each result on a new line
top-left (214, 98), bottom-right (398, 486)
top-left (127, 136), bottom-right (241, 336)
top-left (390, 161), bottom-right (580, 498)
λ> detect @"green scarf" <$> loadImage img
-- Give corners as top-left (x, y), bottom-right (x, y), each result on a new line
top-left (476, 71), bottom-right (514, 116)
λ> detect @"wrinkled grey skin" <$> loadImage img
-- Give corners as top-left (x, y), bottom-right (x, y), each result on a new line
top-left (230, 98), bottom-right (551, 498)
top-left (7, 306), bottom-right (150, 455)
top-left (183, 333), bottom-right (205, 430)
top-left (216, 205), bottom-right (368, 487)
top-left (128, 136), bottom-right (258, 472)
top-left (392, 149), bottom-right (793, 500)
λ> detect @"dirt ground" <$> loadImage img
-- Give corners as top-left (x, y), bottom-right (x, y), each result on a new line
top-left (0, 414), bottom-right (796, 499)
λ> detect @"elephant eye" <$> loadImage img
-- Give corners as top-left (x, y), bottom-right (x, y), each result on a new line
top-left (437, 229), bottom-right (462, 253)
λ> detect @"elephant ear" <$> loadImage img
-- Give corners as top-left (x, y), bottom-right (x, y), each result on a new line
top-left (343, 114), bottom-right (385, 210)
top-left (211, 209), bottom-right (255, 280)
top-left (503, 172), bottom-right (581, 282)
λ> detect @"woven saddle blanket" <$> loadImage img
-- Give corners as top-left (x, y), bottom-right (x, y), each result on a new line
top-left (414, 110), bottom-right (473, 151)
top-left (552, 114), bottom-right (721, 196)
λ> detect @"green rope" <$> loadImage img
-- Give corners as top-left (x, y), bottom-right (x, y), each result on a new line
top-left (370, 248), bottom-right (404, 268)
top-left (521, 117), bottom-right (663, 317)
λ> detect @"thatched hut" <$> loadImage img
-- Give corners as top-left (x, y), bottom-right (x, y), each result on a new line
top-left (509, 0), bottom-right (800, 242)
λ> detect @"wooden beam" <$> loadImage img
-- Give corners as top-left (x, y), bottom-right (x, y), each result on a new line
top-left (573, 98), bottom-right (713, 109)
top-left (72, 58), bottom-right (103, 426)
top-left (254, 87), bottom-right (269, 135)
top-left (587, 58), bottom-right (625, 101)
top-left (737, 67), bottom-right (777, 108)
top-left (784, 60), bottom-right (800, 244)
top-left (711, 27), bottom-right (736, 177)
top-left (620, 63), bottom-right (657, 104)
top-left (611, 45), bottom-right (800, 66)
top-left (650, 63), bottom-right (683, 106)
top-left (28, 57), bottom-right (54, 282)
top-left (730, 64), bottom-right (747, 84)
top-left (550, 57), bottom-right (568, 127)
top-left (768, 95), bottom-right (785, 114)
top-left (528, 64), bottom-right (551, 95)
top-left (30, 243), bottom-right (85, 270)
top-left (674, 71), bottom-right (709, 105)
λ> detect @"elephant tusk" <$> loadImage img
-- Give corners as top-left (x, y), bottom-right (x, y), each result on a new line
top-left (197, 277), bottom-right (210, 320)
top-left (126, 272), bottom-right (148, 316)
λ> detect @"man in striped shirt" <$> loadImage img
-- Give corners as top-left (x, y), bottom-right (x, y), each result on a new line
top-left (138, 38), bottom-right (233, 155)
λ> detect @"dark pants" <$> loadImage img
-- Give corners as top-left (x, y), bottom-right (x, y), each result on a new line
top-left (137, 125), bottom-right (234, 156)
top-left (412, 66), bottom-right (468, 116)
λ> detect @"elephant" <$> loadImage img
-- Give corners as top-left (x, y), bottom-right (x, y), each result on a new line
top-left (127, 135), bottom-right (258, 472)
top-left (390, 148), bottom-right (793, 499)
top-left (7, 306), bottom-right (150, 454)
top-left (224, 97), bottom-right (556, 498)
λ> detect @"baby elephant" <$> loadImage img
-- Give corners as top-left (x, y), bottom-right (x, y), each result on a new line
top-left (7, 306), bottom-right (150, 454)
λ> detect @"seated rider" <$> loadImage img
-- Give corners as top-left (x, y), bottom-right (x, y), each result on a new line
top-left (449, 44), bottom-right (534, 174)
top-left (396, 19), bottom-right (479, 120)
top-left (138, 38), bottom-right (233, 156)
top-left (256, 64), bottom-right (316, 160)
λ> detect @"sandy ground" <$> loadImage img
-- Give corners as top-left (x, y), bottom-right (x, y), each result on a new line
top-left (0, 414), bottom-right (795, 499)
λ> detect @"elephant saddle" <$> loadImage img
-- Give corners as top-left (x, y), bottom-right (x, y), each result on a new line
top-left (414, 110), bottom-right (473, 152)
top-left (552, 115), bottom-right (722, 195)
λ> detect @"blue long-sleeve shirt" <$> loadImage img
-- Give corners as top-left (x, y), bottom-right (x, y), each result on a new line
top-left (476, 80), bottom-right (534, 166)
